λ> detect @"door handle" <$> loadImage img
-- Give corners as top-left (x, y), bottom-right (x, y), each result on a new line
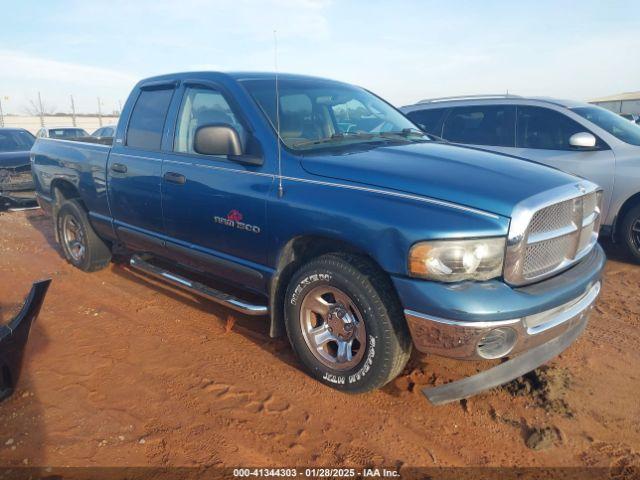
top-left (110, 163), bottom-right (128, 174)
top-left (164, 172), bottom-right (186, 185)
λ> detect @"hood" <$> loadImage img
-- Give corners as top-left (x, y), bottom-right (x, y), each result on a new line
top-left (0, 151), bottom-right (31, 169)
top-left (300, 142), bottom-right (580, 218)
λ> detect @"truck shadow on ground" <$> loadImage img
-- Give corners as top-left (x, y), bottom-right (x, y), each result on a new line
top-left (108, 262), bottom-right (303, 373)
top-left (25, 210), bottom-right (62, 256)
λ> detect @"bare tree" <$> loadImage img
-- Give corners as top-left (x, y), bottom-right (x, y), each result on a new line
top-left (23, 97), bottom-right (57, 116)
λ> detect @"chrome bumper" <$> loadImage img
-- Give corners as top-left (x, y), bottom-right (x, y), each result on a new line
top-left (405, 281), bottom-right (600, 360)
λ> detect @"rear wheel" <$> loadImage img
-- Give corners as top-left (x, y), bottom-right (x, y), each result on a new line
top-left (56, 199), bottom-right (111, 272)
top-left (284, 253), bottom-right (411, 393)
top-left (621, 204), bottom-right (640, 263)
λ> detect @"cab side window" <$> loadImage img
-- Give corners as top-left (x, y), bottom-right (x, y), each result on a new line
top-left (516, 106), bottom-right (585, 150)
top-left (442, 105), bottom-right (515, 147)
top-left (405, 108), bottom-right (447, 136)
top-left (174, 87), bottom-right (245, 154)
top-left (126, 87), bottom-right (174, 150)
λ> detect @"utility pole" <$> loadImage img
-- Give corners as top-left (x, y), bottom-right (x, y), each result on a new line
top-left (0, 97), bottom-right (4, 128)
top-left (38, 91), bottom-right (45, 127)
top-left (70, 95), bottom-right (77, 126)
top-left (97, 97), bottom-right (103, 127)
top-left (118, 100), bottom-right (123, 116)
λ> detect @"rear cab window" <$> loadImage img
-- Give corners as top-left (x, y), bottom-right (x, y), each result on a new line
top-left (126, 87), bottom-right (175, 150)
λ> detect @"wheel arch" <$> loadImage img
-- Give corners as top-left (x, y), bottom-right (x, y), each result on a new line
top-left (268, 234), bottom-right (397, 338)
top-left (614, 191), bottom-right (640, 241)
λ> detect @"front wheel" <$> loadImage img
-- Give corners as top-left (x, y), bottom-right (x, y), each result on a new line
top-left (621, 204), bottom-right (640, 264)
top-left (284, 253), bottom-right (411, 393)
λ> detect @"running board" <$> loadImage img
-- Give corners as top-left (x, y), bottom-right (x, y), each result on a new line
top-left (129, 254), bottom-right (268, 316)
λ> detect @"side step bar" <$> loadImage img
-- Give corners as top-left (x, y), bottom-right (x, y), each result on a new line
top-left (129, 254), bottom-right (268, 316)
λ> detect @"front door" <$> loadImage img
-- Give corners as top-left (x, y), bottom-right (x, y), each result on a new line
top-left (161, 83), bottom-right (273, 290)
top-left (493, 106), bottom-right (616, 219)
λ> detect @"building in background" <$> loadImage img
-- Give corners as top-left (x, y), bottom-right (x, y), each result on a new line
top-left (590, 91), bottom-right (640, 116)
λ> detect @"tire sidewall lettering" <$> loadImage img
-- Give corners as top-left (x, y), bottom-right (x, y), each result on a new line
top-left (290, 273), bottom-right (332, 306)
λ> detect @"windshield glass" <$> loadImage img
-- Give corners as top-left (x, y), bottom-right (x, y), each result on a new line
top-left (572, 106), bottom-right (640, 146)
top-left (0, 130), bottom-right (35, 152)
top-left (49, 128), bottom-right (89, 139)
top-left (241, 78), bottom-right (427, 151)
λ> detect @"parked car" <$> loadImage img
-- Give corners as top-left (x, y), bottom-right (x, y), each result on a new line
top-left (31, 73), bottom-right (605, 403)
top-left (0, 128), bottom-right (37, 209)
top-left (36, 127), bottom-right (89, 139)
top-left (92, 125), bottom-right (116, 138)
top-left (401, 95), bottom-right (640, 262)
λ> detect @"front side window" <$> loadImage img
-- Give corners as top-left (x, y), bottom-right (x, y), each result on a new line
top-left (242, 78), bottom-right (427, 151)
top-left (126, 88), bottom-right (174, 150)
top-left (572, 106), bottom-right (640, 147)
top-left (0, 130), bottom-right (35, 152)
top-left (405, 108), bottom-right (447, 136)
top-left (443, 105), bottom-right (515, 147)
top-left (174, 87), bottom-right (245, 154)
top-left (516, 106), bottom-right (586, 150)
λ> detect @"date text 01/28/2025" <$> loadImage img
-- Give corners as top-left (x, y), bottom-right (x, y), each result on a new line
top-left (232, 467), bottom-right (400, 477)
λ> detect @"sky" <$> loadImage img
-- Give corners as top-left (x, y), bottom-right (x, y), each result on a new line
top-left (0, 0), bottom-right (638, 114)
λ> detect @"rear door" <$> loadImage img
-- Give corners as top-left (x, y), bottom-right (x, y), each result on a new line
top-left (107, 82), bottom-right (176, 251)
top-left (160, 81), bottom-right (272, 290)
top-left (441, 104), bottom-right (516, 148)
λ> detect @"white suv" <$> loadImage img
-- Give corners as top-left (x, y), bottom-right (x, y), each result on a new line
top-left (401, 95), bottom-right (640, 262)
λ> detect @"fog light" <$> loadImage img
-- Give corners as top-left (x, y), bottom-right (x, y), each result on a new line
top-left (476, 327), bottom-right (517, 359)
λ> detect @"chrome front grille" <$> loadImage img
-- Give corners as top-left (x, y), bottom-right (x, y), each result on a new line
top-left (504, 182), bottom-right (602, 286)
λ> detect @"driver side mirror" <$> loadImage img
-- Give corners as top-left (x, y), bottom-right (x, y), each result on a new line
top-left (195, 124), bottom-right (244, 156)
top-left (194, 124), bottom-right (263, 166)
top-left (569, 132), bottom-right (597, 149)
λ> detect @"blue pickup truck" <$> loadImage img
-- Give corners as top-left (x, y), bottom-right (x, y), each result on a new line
top-left (31, 72), bottom-right (605, 404)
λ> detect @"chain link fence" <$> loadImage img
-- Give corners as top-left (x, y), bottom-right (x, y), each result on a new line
top-left (1, 115), bottom-right (120, 135)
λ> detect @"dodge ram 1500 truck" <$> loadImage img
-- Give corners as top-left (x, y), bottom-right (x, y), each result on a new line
top-left (31, 72), bottom-right (606, 404)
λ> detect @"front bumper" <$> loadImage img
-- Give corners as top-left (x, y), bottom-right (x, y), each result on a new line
top-left (393, 244), bottom-right (605, 404)
top-left (423, 312), bottom-right (590, 405)
top-left (405, 281), bottom-right (600, 359)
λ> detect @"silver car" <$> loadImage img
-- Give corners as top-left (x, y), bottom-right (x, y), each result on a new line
top-left (401, 95), bottom-right (640, 262)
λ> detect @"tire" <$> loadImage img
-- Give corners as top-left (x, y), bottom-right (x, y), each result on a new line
top-left (55, 199), bottom-right (112, 272)
top-left (284, 253), bottom-right (412, 393)
top-left (621, 204), bottom-right (640, 263)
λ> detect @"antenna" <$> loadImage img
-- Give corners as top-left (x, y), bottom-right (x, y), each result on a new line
top-left (274, 30), bottom-right (284, 198)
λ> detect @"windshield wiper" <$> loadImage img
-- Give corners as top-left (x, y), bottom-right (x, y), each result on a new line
top-left (291, 132), bottom-right (378, 148)
top-left (378, 128), bottom-right (428, 140)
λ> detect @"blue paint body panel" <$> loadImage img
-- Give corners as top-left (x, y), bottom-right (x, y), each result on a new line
top-left (30, 71), bottom-right (605, 323)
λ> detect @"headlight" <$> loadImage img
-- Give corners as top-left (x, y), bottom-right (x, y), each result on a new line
top-left (408, 237), bottom-right (505, 282)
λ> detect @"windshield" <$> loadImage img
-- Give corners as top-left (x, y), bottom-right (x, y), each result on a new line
top-left (49, 128), bottom-right (89, 139)
top-left (0, 130), bottom-right (35, 152)
top-left (572, 106), bottom-right (640, 146)
top-left (241, 78), bottom-right (427, 151)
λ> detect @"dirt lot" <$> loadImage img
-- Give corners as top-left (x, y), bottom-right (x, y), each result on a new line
top-left (0, 209), bottom-right (639, 473)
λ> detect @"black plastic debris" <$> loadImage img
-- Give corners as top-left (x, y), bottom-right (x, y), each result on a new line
top-left (0, 279), bottom-right (51, 401)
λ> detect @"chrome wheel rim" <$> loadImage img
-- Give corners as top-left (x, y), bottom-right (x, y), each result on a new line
top-left (632, 218), bottom-right (640, 251)
top-left (299, 285), bottom-right (366, 371)
top-left (62, 215), bottom-right (85, 262)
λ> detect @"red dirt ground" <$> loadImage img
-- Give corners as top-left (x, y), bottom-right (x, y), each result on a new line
top-left (0, 209), bottom-right (638, 473)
